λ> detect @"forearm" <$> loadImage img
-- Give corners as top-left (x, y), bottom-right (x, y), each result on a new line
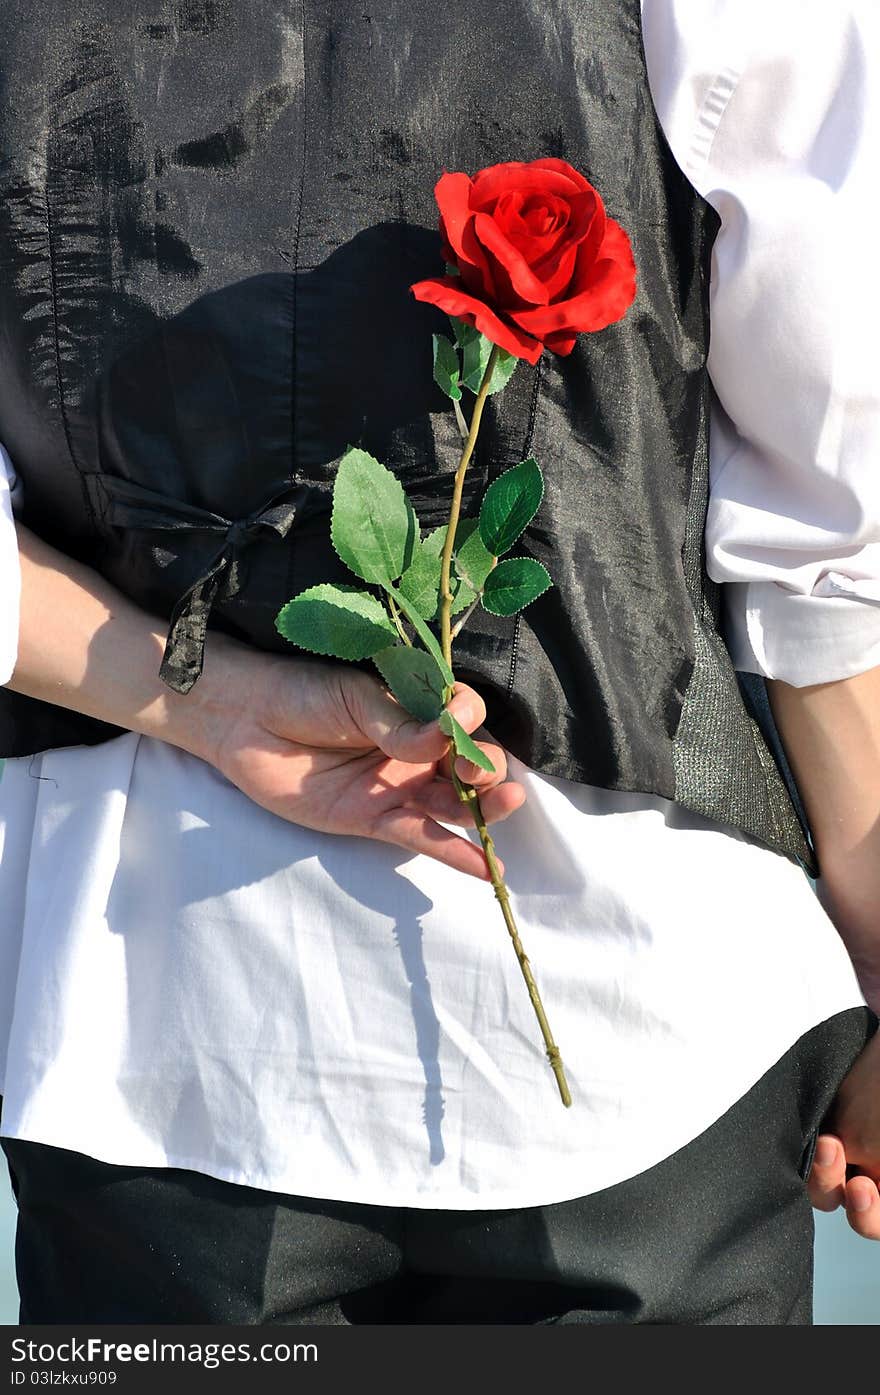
top-left (5, 521), bottom-right (254, 765)
top-left (767, 666), bottom-right (880, 1010)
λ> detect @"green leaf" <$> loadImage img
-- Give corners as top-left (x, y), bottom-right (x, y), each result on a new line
top-left (481, 557), bottom-right (552, 616)
top-left (454, 321), bottom-right (488, 393)
top-left (432, 334), bottom-right (462, 402)
top-left (371, 645), bottom-right (446, 723)
top-left (449, 580), bottom-right (475, 615)
top-left (398, 539), bottom-right (443, 620)
top-left (438, 709), bottom-right (496, 773)
top-left (455, 521), bottom-right (495, 592)
top-left (484, 348), bottom-right (518, 395)
top-left (331, 446), bottom-right (418, 584)
top-left (387, 585), bottom-right (455, 686)
top-left (421, 523), bottom-right (451, 557)
top-left (275, 584), bottom-right (399, 659)
top-left (450, 319), bottom-right (518, 395)
top-left (422, 520), bottom-right (479, 614)
top-left (478, 457), bottom-right (544, 556)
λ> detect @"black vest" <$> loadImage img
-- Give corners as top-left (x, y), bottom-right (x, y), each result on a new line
top-left (0, 0), bottom-right (816, 874)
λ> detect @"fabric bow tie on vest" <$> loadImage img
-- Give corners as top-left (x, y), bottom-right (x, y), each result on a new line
top-left (89, 473), bottom-right (304, 694)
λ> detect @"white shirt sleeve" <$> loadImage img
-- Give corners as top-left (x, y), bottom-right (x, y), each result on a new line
top-left (642, 0), bottom-right (880, 686)
top-left (0, 442), bottom-right (22, 687)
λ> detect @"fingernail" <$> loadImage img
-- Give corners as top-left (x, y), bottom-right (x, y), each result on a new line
top-left (850, 1189), bottom-right (872, 1214)
top-left (815, 1138), bottom-right (837, 1168)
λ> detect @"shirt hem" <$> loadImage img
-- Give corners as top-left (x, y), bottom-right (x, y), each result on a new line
top-left (1, 1004), bottom-right (868, 1212)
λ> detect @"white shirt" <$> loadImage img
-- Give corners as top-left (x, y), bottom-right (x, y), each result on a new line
top-left (0, 0), bottom-right (876, 1208)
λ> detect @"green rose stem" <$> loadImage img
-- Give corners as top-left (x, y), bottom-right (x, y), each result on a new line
top-left (387, 592), bottom-right (413, 647)
top-left (438, 343), bottom-right (572, 1109)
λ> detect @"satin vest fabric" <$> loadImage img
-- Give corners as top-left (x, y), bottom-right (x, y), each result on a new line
top-left (0, 0), bottom-right (816, 873)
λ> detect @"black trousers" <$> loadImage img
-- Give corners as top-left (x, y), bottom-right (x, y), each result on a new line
top-left (1, 1008), bottom-right (875, 1325)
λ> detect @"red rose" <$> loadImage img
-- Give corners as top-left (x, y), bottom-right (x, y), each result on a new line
top-left (410, 158), bottom-right (636, 365)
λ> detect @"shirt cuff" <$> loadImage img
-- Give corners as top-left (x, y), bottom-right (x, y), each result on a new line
top-left (0, 443), bottom-right (22, 687)
top-left (722, 579), bottom-right (880, 686)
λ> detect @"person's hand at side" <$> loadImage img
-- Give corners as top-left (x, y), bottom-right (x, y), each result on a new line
top-left (7, 520), bottom-right (525, 879)
top-left (768, 668), bottom-right (880, 1241)
top-left (806, 1032), bottom-right (880, 1242)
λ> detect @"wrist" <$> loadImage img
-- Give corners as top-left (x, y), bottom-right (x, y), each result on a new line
top-left (9, 520), bottom-right (276, 769)
top-left (136, 627), bottom-right (271, 770)
top-left (816, 872), bottom-right (880, 1014)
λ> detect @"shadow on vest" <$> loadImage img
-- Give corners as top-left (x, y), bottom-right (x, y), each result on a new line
top-left (84, 219), bottom-right (532, 722)
top-left (95, 221), bottom-right (497, 524)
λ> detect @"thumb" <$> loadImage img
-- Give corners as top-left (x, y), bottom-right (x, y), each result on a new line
top-left (807, 1133), bottom-right (847, 1212)
top-left (341, 671), bottom-right (487, 764)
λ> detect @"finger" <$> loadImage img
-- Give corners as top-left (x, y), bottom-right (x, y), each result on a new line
top-left (406, 776), bottom-right (527, 827)
top-left (345, 673), bottom-right (486, 765)
top-left (405, 684), bottom-right (492, 766)
top-left (806, 1135), bottom-right (847, 1212)
top-left (454, 749), bottom-right (517, 788)
top-left (844, 1175), bottom-right (880, 1241)
top-left (446, 682), bottom-right (488, 727)
top-left (437, 735), bottom-right (509, 787)
top-left (371, 806), bottom-right (504, 881)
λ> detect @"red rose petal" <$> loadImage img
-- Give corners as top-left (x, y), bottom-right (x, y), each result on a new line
top-left (499, 192), bottom-right (570, 262)
top-left (475, 191), bottom-right (598, 309)
top-left (527, 190), bottom-right (604, 299)
top-left (473, 211), bottom-right (554, 306)
top-left (466, 240), bottom-right (520, 317)
top-left (567, 214), bottom-right (632, 296)
top-left (504, 191), bottom-right (567, 231)
top-left (469, 161), bottom-right (585, 210)
top-left (532, 189), bottom-right (605, 279)
top-left (509, 219), bottom-right (636, 336)
top-left (434, 172), bottom-right (475, 260)
top-left (526, 242), bottom-right (580, 304)
top-left (526, 157), bottom-right (594, 196)
top-left (420, 163), bottom-right (635, 363)
top-left (495, 189), bottom-right (526, 218)
top-left (410, 276), bottom-right (543, 363)
top-left (542, 331), bottom-right (578, 355)
top-left (435, 172), bottom-right (498, 299)
top-left (455, 255), bottom-right (493, 301)
top-left (524, 200), bottom-right (567, 237)
top-left (601, 215), bottom-right (637, 271)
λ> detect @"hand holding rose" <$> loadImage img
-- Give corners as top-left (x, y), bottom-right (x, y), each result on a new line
top-left (211, 649), bottom-right (526, 881)
top-left (808, 1029), bottom-right (880, 1241)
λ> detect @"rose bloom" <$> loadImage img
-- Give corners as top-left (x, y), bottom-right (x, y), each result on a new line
top-left (411, 157), bottom-right (636, 364)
